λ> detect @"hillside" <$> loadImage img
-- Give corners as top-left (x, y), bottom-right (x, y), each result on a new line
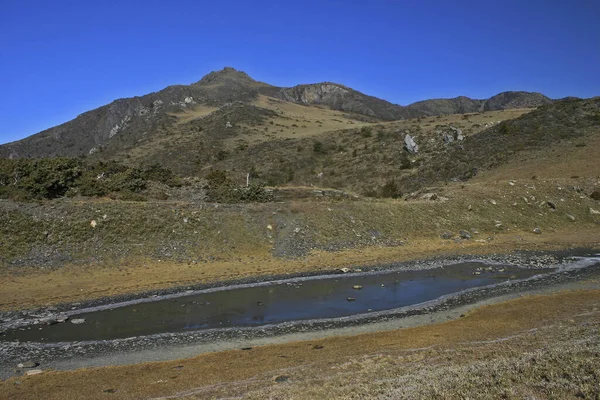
top-left (0, 67), bottom-right (553, 161)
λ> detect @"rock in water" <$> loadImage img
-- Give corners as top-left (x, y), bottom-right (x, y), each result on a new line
top-left (352, 285), bottom-right (362, 290)
top-left (70, 318), bottom-right (86, 325)
top-left (404, 134), bottom-right (419, 153)
top-left (17, 361), bottom-right (38, 369)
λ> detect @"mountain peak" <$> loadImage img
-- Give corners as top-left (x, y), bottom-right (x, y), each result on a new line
top-left (194, 67), bottom-right (264, 87)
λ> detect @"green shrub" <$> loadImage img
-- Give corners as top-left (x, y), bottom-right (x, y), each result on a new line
top-left (360, 126), bottom-right (373, 137)
top-left (380, 179), bottom-right (401, 199)
top-left (313, 141), bottom-right (326, 154)
top-left (205, 169), bottom-right (273, 203)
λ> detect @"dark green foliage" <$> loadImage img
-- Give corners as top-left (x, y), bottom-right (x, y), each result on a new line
top-left (0, 158), bottom-right (181, 201)
top-left (360, 126), bottom-right (373, 137)
top-left (205, 169), bottom-right (273, 203)
top-left (399, 152), bottom-right (412, 170)
top-left (0, 158), bottom-right (82, 199)
top-left (216, 150), bottom-right (229, 161)
top-left (380, 179), bottom-right (401, 199)
top-left (313, 141), bottom-right (326, 154)
top-left (498, 121), bottom-right (511, 135)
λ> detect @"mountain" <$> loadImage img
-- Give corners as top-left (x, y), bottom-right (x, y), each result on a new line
top-left (277, 85), bottom-right (552, 117)
top-left (0, 67), bottom-right (554, 160)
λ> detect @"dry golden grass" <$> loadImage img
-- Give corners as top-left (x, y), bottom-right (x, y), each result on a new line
top-left (2, 289), bottom-right (598, 399)
top-left (472, 131), bottom-right (600, 181)
top-left (168, 106), bottom-right (219, 124)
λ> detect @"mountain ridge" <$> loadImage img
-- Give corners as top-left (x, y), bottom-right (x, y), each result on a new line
top-left (0, 67), bottom-right (554, 159)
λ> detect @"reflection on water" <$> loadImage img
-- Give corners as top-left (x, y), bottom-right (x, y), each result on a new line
top-left (3, 262), bottom-right (549, 342)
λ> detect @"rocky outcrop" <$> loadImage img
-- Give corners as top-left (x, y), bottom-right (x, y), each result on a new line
top-left (275, 83), bottom-right (416, 120)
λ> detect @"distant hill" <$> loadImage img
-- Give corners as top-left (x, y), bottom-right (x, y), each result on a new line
top-left (0, 67), bottom-right (555, 160)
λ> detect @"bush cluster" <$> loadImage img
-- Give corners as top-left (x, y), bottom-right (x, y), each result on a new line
top-left (205, 169), bottom-right (273, 203)
top-left (0, 158), bottom-right (182, 201)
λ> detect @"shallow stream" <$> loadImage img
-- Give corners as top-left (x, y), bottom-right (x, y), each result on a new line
top-left (2, 261), bottom-right (551, 343)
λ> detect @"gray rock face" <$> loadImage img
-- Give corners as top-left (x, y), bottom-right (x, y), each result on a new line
top-left (404, 134), bottom-right (419, 153)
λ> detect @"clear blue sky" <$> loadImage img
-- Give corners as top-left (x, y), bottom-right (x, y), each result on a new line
top-left (1, 0), bottom-right (599, 144)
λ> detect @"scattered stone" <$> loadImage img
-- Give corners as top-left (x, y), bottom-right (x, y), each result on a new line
top-left (590, 208), bottom-right (600, 215)
top-left (25, 369), bottom-right (43, 376)
top-left (459, 230), bottom-right (472, 239)
top-left (533, 227), bottom-right (542, 234)
top-left (90, 220), bottom-right (97, 228)
top-left (566, 214), bottom-right (576, 222)
top-left (17, 361), bottom-right (38, 369)
top-left (354, 268), bottom-right (362, 273)
top-left (266, 224), bottom-right (273, 230)
top-left (352, 285), bottom-right (362, 290)
top-left (546, 201), bottom-right (557, 210)
top-left (256, 301), bottom-right (263, 306)
top-left (225, 121), bottom-right (232, 128)
top-left (473, 271), bottom-right (481, 275)
top-left (70, 318), bottom-right (86, 325)
top-left (468, 204), bottom-right (472, 211)
top-left (440, 232), bottom-right (453, 240)
top-left (103, 389), bottom-right (117, 393)
top-left (429, 193), bottom-right (438, 201)
top-left (241, 347), bottom-right (253, 351)
top-left (339, 268), bottom-right (350, 273)
top-left (490, 199), bottom-right (497, 205)
top-left (312, 345), bottom-right (324, 350)
top-left (591, 190), bottom-right (600, 201)
top-left (274, 375), bottom-right (289, 383)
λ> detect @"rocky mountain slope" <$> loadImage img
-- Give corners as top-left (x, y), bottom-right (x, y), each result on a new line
top-left (1, 67), bottom-right (553, 160)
